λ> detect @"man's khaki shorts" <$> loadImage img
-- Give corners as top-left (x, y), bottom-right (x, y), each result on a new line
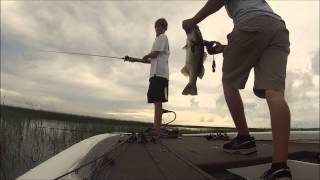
top-left (222, 15), bottom-right (290, 98)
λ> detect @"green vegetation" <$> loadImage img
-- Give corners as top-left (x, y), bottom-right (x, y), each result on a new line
top-left (0, 105), bottom-right (152, 179)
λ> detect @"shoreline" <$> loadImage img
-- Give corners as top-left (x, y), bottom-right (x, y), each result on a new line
top-left (1, 104), bottom-right (319, 131)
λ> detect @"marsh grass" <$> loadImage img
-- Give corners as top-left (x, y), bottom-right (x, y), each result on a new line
top-left (1, 105), bottom-right (165, 179)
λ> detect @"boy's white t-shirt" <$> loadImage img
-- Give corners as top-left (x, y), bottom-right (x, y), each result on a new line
top-left (150, 33), bottom-right (170, 80)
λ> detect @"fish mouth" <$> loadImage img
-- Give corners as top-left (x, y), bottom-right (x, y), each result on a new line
top-left (187, 27), bottom-right (203, 43)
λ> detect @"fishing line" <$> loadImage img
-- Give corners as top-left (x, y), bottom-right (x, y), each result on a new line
top-left (40, 50), bottom-right (125, 60)
top-left (54, 136), bottom-right (129, 180)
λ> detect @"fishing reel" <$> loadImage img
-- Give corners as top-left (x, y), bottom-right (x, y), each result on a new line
top-left (203, 40), bottom-right (218, 72)
top-left (203, 40), bottom-right (225, 55)
top-left (203, 40), bottom-right (217, 55)
top-left (126, 109), bottom-right (179, 144)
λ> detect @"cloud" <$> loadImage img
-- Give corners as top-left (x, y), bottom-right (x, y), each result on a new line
top-left (1, 1), bottom-right (319, 128)
top-left (311, 51), bottom-right (319, 75)
top-left (190, 97), bottom-right (199, 109)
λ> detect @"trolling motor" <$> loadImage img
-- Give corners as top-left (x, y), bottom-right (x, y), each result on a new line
top-left (161, 109), bottom-right (180, 138)
top-left (161, 109), bottom-right (176, 127)
top-left (126, 109), bottom-right (179, 143)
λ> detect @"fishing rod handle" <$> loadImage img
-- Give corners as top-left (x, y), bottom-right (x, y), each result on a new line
top-left (124, 56), bottom-right (141, 62)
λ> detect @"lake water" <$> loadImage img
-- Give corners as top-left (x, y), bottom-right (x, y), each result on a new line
top-left (185, 131), bottom-right (320, 141)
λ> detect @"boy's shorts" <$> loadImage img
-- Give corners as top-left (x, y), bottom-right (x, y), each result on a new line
top-left (222, 15), bottom-right (290, 98)
top-left (147, 76), bottom-right (168, 103)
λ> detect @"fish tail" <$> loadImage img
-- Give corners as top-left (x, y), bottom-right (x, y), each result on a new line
top-left (182, 83), bottom-right (197, 95)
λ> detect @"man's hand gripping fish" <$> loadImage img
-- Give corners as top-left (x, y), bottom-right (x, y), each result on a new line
top-left (181, 26), bottom-right (206, 95)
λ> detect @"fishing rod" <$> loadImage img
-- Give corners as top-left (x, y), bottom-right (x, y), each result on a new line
top-left (40, 50), bottom-right (140, 62)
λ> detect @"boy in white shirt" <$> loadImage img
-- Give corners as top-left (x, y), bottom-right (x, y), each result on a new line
top-left (125, 18), bottom-right (170, 134)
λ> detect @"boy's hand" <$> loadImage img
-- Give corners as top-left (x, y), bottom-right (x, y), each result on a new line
top-left (124, 56), bottom-right (137, 62)
top-left (142, 55), bottom-right (149, 61)
top-left (125, 55), bottom-right (149, 64)
top-left (142, 55), bottom-right (151, 63)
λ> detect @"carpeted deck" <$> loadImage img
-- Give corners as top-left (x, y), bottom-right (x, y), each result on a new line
top-left (72, 135), bottom-right (320, 180)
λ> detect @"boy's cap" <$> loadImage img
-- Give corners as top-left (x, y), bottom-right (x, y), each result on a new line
top-left (155, 18), bottom-right (168, 30)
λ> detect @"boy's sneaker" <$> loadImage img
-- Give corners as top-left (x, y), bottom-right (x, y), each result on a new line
top-left (222, 135), bottom-right (257, 155)
top-left (260, 167), bottom-right (292, 180)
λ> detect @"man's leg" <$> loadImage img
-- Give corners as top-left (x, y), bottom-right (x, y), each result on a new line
top-left (222, 82), bottom-right (257, 155)
top-left (266, 89), bottom-right (290, 163)
top-left (223, 82), bottom-right (249, 135)
top-left (153, 101), bottom-right (162, 133)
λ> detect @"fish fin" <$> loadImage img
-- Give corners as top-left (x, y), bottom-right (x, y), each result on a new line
top-left (198, 65), bottom-right (205, 79)
top-left (182, 83), bottom-right (197, 95)
top-left (197, 52), bottom-right (207, 79)
top-left (203, 52), bottom-right (207, 62)
top-left (180, 66), bottom-right (189, 76)
top-left (182, 44), bottom-right (187, 49)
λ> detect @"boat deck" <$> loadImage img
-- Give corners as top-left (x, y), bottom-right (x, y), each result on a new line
top-left (71, 135), bottom-right (320, 180)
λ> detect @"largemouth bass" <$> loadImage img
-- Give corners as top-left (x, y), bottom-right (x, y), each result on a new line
top-left (181, 26), bottom-right (206, 95)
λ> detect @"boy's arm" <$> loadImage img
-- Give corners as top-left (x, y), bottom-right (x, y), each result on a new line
top-left (126, 34), bottom-right (165, 64)
top-left (142, 51), bottom-right (160, 63)
top-left (183, 0), bottom-right (225, 33)
top-left (124, 52), bottom-right (159, 64)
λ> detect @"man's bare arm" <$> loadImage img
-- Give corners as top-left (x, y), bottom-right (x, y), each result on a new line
top-left (193, 0), bottom-right (225, 24)
top-left (183, 0), bottom-right (225, 32)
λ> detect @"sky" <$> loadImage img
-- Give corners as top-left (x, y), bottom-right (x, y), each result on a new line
top-left (1, 0), bottom-right (319, 128)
